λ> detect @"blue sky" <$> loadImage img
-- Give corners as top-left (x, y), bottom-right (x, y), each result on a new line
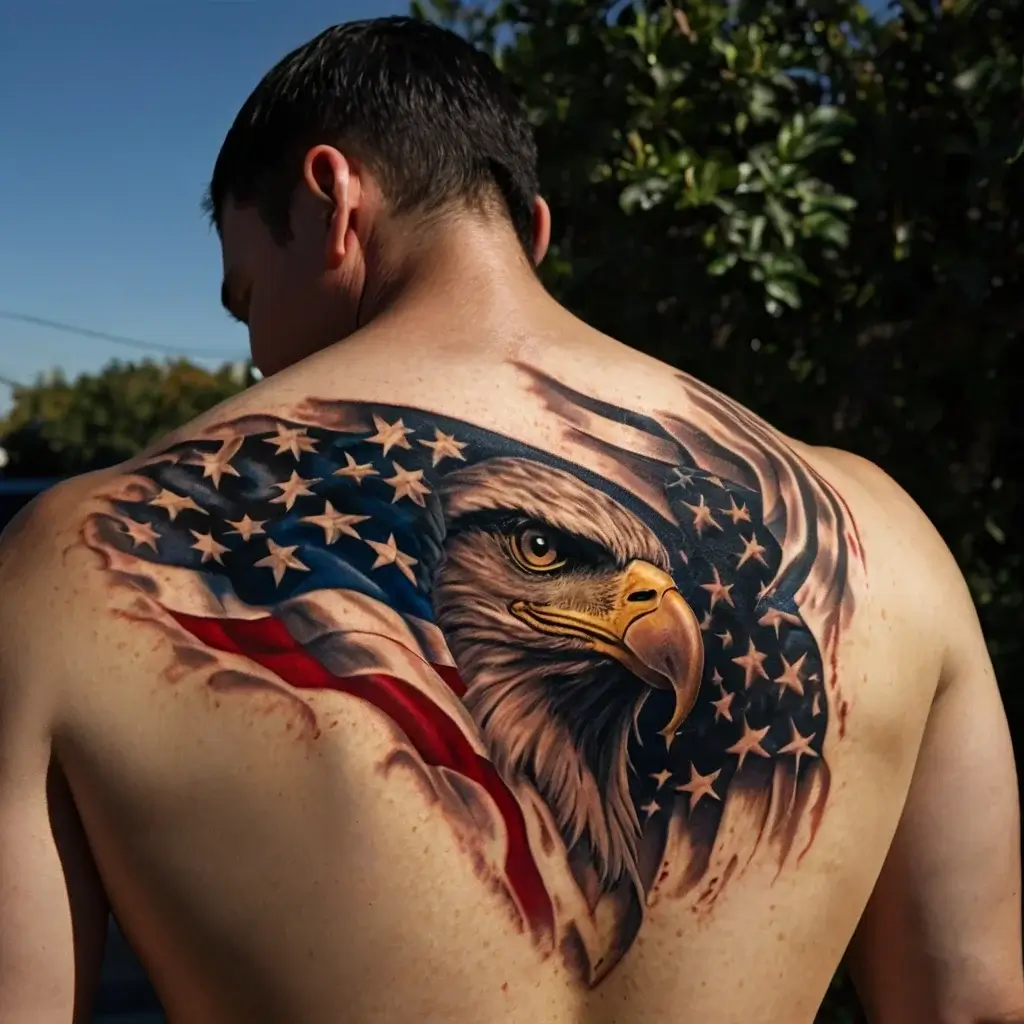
top-left (0, 1), bottom-right (407, 410)
top-left (0, 2), bottom-right (893, 412)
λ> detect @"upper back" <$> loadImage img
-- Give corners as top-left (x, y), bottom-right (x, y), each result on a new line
top-left (10, 336), bottom-right (951, 1022)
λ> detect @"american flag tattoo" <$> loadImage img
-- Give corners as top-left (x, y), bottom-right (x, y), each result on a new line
top-left (84, 367), bottom-right (864, 984)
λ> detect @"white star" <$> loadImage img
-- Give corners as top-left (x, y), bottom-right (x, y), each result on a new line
top-left (640, 798), bottom-right (661, 821)
top-left (254, 539), bottom-right (309, 586)
top-left (649, 768), bottom-right (673, 790)
top-left (774, 653), bottom-right (808, 697)
top-left (418, 427), bottom-right (467, 467)
top-left (732, 637), bottom-right (770, 688)
top-left (148, 488), bottom-right (206, 521)
top-left (725, 717), bottom-right (771, 771)
top-left (301, 501), bottom-right (369, 544)
top-left (263, 424), bottom-right (318, 459)
top-left (190, 436), bottom-right (242, 488)
top-left (736, 532), bottom-right (769, 570)
top-left (711, 690), bottom-right (735, 723)
top-left (270, 471), bottom-right (321, 511)
top-left (190, 529), bottom-right (230, 565)
top-left (365, 533), bottom-right (418, 585)
top-left (367, 414), bottom-right (413, 455)
top-left (676, 764), bottom-right (722, 811)
top-left (683, 494), bottom-right (723, 537)
top-left (333, 452), bottom-right (378, 485)
top-left (758, 607), bottom-right (803, 636)
top-left (701, 566), bottom-right (735, 609)
top-left (383, 462), bottom-right (432, 506)
top-left (779, 720), bottom-right (818, 773)
top-left (121, 518), bottom-right (159, 551)
top-left (720, 497), bottom-right (752, 524)
top-left (225, 514), bottom-right (266, 542)
top-left (667, 468), bottom-right (695, 489)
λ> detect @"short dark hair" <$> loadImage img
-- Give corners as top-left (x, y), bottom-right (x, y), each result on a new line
top-left (205, 17), bottom-right (538, 255)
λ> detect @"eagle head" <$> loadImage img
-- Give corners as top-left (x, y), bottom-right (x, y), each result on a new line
top-left (432, 457), bottom-right (703, 894)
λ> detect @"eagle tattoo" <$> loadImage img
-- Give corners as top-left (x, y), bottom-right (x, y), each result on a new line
top-left (84, 366), bottom-right (863, 984)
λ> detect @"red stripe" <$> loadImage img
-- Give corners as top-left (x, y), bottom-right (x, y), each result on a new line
top-left (432, 662), bottom-right (467, 698)
top-left (169, 610), bottom-right (554, 938)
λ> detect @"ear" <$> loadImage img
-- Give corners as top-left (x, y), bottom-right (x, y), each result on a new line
top-left (531, 195), bottom-right (551, 266)
top-left (301, 145), bottom-right (363, 269)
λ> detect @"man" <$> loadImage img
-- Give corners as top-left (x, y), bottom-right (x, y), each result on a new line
top-left (0, 16), bottom-right (1020, 1024)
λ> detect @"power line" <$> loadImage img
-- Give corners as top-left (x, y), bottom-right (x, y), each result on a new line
top-left (0, 310), bottom-right (243, 360)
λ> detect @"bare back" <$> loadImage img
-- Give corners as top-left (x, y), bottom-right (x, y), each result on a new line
top-left (1, 331), bottom-right (1020, 1023)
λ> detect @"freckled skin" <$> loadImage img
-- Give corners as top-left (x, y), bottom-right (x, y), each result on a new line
top-left (1, 296), bottom-right (1020, 1023)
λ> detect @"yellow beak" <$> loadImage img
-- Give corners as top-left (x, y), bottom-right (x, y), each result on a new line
top-left (510, 560), bottom-right (704, 738)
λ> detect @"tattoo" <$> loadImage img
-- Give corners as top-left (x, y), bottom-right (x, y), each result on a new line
top-left (83, 366), bottom-right (863, 984)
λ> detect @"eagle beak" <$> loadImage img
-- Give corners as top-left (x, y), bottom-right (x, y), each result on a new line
top-left (510, 560), bottom-right (704, 738)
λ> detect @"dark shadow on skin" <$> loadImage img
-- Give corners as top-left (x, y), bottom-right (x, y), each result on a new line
top-left (45, 758), bottom-right (164, 1020)
top-left (92, 917), bottom-right (165, 1019)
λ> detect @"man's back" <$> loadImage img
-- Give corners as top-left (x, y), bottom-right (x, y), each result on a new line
top-left (2, 324), bottom-right (1020, 1023)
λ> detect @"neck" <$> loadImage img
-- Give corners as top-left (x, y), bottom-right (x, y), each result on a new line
top-left (354, 217), bottom-right (564, 349)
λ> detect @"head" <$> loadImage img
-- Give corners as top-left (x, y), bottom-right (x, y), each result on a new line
top-left (430, 457), bottom-right (705, 890)
top-left (205, 17), bottom-right (551, 376)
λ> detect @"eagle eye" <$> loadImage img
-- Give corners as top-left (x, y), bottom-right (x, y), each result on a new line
top-left (510, 522), bottom-right (568, 573)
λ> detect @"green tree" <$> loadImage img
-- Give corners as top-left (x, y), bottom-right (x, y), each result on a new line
top-left (0, 359), bottom-right (254, 477)
top-left (414, 0), bottom-right (1023, 1018)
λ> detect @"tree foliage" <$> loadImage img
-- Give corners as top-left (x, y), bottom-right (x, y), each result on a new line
top-left (0, 360), bottom-right (253, 477)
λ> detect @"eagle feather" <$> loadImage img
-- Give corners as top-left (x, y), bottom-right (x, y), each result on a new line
top-left (433, 458), bottom-right (671, 894)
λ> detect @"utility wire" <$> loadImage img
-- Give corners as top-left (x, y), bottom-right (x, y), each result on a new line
top-left (0, 310), bottom-right (243, 360)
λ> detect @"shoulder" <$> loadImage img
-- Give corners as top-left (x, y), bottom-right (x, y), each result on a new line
top-left (806, 444), bottom-right (953, 559)
top-left (800, 444), bottom-right (976, 635)
top-left (0, 468), bottom-right (129, 624)
top-left (0, 452), bottom-right (202, 669)
top-left (0, 471), bottom-right (120, 731)
top-left (0, 377), bottom-right (280, 592)
top-left (667, 368), bottom-right (945, 567)
top-left (0, 471), bottom-right (112, 589)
